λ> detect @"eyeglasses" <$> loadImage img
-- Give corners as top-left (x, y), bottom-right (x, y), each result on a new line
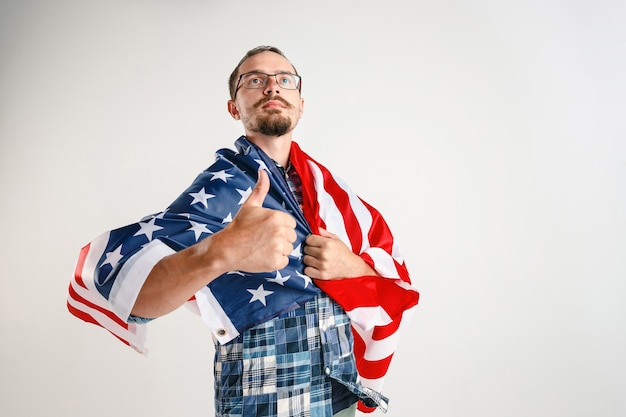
top-left (235, 72), bottom-right (302, 96)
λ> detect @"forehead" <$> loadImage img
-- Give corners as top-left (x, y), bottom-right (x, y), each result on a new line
top-left (238, 51), bottom-right (296, 75)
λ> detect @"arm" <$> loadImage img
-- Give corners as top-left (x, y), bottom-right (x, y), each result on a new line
top-left (131, 170), bottom-right (297, 318)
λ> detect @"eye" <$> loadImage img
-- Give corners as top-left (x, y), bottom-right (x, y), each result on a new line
top-left (242, 73), bottom-right (267, 88)
top-left (248, 77), bottom-right (263, 86)
top-left (277, 74), bottom-right (294, 86)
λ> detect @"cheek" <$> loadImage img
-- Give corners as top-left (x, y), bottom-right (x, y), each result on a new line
top-left (236, 105), bottom-right (251, 121)
top-left (239, 108), bottom-right (254, 123)
top-left (295, 105), bottom-right (304, 120)
top-left (296, 100), bottom-right (304, 117)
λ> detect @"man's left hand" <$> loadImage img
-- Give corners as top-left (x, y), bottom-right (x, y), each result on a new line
top-left (303, 228), bottom-right (378, 280)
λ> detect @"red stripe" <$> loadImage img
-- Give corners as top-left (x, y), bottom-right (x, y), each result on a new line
top-left (362, 200), bottom-right (395, 255)
top-left (67, 300), bottom-right (100, 326)
top-left (73, 243), bottom-right (91, 289)
top-left (352, 330), bottom-right (394, 379)
top-left (288, 142), bottom-right (320, 232)
top-left (67, 302), bottom-right (131, 347)
top-left (357, 401), bottom-right (376, 413)
top-left (357, 402), bottom-right (377, 414)
top-left (67, 282), bottom-right (129, 328)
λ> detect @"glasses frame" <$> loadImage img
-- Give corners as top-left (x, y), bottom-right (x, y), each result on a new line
top-left (234, 72), bottom-right (302, 98)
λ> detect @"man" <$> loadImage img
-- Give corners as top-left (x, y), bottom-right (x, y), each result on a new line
top-left (68, 46), bottom-right (419, 417)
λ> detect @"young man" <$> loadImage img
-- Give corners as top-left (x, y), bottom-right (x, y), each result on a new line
top-left (68, 46), bottom-right (419, 417)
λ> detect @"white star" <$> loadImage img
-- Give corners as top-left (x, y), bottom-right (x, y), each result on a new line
top-left (254, 159), bottom-right (270, 172)
top-left (236, 187), bottom-right (252, 205)
top-left (296, 270), bottom-right (313, 288)
top-left (210, 170), bottom-right (234, 182)
top-left (266, 271), bottom-right (290, 286)
top-left (247, 284), bottom-right (273, 306)
top-left (187, 221), bottom-right (213, 240)
top-left (133, 217), bottom-right (163, 241)
top-left (103, 245), bottom-right (123, 267)
top-left (291, 243), bottom-right (303, 259)
top-left (189, 188), bottom-right (215, 208)
top-left (222, 212), bottom-right (233, 223)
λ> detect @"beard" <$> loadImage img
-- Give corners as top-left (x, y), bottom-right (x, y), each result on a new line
top-left (252, 110), bottom-right (293, 137)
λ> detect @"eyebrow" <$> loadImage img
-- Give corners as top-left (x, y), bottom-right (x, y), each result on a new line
top-left (242, 69), bottom-right (296, 75)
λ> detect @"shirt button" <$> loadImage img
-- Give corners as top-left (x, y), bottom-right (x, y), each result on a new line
top-left (216, 328), bottom-right (227, 337)
top-left (325, 367), bottom-right (331, 375)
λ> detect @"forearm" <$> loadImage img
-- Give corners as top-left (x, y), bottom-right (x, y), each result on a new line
top-left (130, 236), bottom-right (228, 319)
top-left (354, 257), bottom-right (379, 277)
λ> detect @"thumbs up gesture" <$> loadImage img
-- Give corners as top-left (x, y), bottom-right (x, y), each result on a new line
top-left (211, 170), bottom-right (297, 273)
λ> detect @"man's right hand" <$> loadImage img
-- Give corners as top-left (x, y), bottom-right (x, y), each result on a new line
top-left (214, 169), bottom-right (297, 273)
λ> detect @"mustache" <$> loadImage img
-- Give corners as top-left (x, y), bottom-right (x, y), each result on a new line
top-left (253, 96), bottom-right (292, 109)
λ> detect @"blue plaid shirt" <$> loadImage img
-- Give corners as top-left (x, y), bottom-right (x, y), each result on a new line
top-left (213, 292), bottom-right (387, 416)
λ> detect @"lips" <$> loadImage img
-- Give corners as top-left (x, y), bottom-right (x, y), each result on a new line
top-left (263, 101), bottom-right (285, 109)
top-left (256, 96), bottom-right (291, 109)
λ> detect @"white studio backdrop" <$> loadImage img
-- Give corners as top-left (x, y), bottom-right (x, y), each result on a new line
top-left (1, 1), bottom-right (625, 416)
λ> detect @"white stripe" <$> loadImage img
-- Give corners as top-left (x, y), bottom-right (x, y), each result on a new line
top-left (194, 286), bottom-right (240, 344)
top-left (330, 173), bottom-right (373, 254)
top-left (391, 239), bottom-right (405, 264)
top-left (363, 247), bottom-right (400, 279)
top-left (110, 240), bottom-right (175, 320)
top-left (345, 306), bottom-right (392, 331)
top-left (307, 161), bottom-right (350, 245)
top-left (351, 305), bottom-right (417, 361)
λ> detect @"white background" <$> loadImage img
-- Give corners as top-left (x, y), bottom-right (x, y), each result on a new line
top-left (1, 1), bottom-right (625, 416)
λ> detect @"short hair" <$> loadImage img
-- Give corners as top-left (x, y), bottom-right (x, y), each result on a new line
top-left (228, 45), bottom-right (299, 99)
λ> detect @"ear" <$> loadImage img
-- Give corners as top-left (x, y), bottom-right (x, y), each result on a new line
top-left (227, 100), bottom-right (240, 120)
top-left (299, 98), bottom-right (305, 118)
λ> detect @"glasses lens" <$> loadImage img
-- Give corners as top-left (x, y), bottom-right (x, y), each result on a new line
top-left (240, 72), bottom-right (300, 90)
top-left (275, 74), bottom-right (299, 90)
top-left (241, 72), bottom-right (268, 89)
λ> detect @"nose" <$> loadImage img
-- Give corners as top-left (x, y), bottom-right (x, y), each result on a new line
top-left (264, 75), bottom-right (280, 95)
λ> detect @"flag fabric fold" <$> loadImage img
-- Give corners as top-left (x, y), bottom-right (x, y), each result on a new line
top-left (289, 142), bottom-right (419, 412)
top-left (67, 136), bottom-right (419, 412)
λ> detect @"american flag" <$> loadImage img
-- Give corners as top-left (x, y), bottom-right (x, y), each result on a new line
top-left (67, 136), bottom-right (419, 412)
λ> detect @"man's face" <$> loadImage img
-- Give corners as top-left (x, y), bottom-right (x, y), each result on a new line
top-left (228, 51), bottom-right (304, 137)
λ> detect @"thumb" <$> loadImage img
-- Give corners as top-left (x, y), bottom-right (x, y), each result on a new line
top-left (243, 169), bottom-right (270, 208)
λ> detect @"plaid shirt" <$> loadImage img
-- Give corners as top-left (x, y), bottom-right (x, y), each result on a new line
top-left (214, 292), bottom-right (388, 417)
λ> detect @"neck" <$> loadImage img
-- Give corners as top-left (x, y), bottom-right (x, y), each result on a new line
top-left (246, 133), bottom-right (292, 167)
